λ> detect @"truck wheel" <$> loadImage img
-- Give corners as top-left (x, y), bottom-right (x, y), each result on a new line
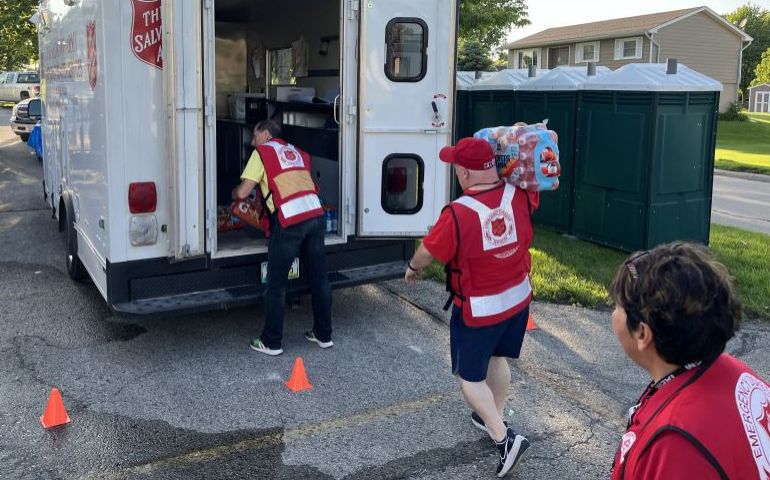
top-left (19, 133), bottom-right (30, 142)
top-left (64, 206), bottom-right (88, 281)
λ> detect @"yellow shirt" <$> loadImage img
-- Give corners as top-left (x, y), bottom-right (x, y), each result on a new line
top-left (240, 149), bottom-right (275, 213)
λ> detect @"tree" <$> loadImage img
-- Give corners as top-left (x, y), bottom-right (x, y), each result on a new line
top-left (752, 47), bottom-right (770, 86)
top-left (0, 0), bottom-right (38, 71)
top-left (460, 0), bottom-right (530, 52)
top-left (725, 3), bottom-right (770, 92)
top-left (457, 40), bottom-right (494, 72)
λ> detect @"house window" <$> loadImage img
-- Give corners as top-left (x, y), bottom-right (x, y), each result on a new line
top-left (614, 37), bottom-right (643, 60)
top-left (516, 49), bottom-right (539, 69)
top-left (547, 46), bottom-right (570, 68)
top-left (575, 42), bottom-right (599, 63)
top-left (385, 18), bottom-right (428, 82)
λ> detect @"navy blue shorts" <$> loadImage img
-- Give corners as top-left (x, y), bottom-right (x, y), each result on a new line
top-left (450, 305), bottom-right (529, 382)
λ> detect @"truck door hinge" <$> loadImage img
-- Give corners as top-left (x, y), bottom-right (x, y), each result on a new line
top-left (204, 0), bottom-right (213, 9)
top-left (346, 197), bottom-right (354, 225)
top-left (348, 0), bottom-right (359, 19)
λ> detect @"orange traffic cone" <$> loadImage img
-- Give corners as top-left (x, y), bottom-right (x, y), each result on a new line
top-left (285, 357), bottom-right (312, 393)
top-left (526, 314), bottom-right (538, 331)
top-left (40, 388), bottom-right (71, 429)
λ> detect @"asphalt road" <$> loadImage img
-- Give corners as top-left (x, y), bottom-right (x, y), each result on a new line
top-left (711, 173), bottom-right (770, 235)
top-left (1, 107), bottom-right (769, 480)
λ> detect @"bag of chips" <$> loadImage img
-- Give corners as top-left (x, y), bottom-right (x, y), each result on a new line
top-left (230, 189), bottom-right (271, 237)
top-left (474, 121), bottom-right (561, 192)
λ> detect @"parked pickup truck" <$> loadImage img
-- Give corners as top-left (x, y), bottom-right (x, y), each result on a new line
top-left (10, 97), bottom-right (41, 141)
top-left (0, 71), bottom-right (40, 103)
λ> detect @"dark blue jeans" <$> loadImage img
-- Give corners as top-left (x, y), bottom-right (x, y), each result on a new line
top-left (260, 215), bottom-right (332, 349)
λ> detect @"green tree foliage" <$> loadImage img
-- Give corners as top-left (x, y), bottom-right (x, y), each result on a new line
top-left (725, 3), bottom-right (770, 92)
top-left (460, 0), bottom-right (530, 52)
top-left (0, 0), bottom-right (38, 70)
top-left (752, 47), bottom-right (770, 86)
top-left (457, 39), bottom-right (494, 72)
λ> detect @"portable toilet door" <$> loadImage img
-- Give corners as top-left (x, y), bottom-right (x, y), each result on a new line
top-left (515, 65), bottom-right (611, 233)
top-left (575, 61), bottom-right (721, 251)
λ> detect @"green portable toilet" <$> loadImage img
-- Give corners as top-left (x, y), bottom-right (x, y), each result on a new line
top-left (452, 71), bottom-right (494, 198)
top-left (467, 69), bottom-right (547, 136)
top-left (454, 71), bottom-right (494, 142)
top-left (515, 65), bottom-right (611, 232)
top-left (574, 61), bottom-right (721, 251)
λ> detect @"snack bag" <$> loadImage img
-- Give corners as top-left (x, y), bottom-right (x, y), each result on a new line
top-left (474, 121), bottom-right (561, 192)
top-left (216, 206), bottom-right (245, 232)
top-left (230, 189), bottom-right (271, 237)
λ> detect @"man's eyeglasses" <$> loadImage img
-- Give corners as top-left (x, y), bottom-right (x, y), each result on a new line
top-left (624, 250), bottom-right (650, 281)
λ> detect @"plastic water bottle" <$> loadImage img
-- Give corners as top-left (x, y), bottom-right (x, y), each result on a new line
top-left (330, 209), bottom-right (337, 233)
top-left (325, 209), bottom-right (332, 233)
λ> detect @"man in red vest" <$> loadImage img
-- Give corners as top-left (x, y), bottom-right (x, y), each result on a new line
top-left (233, 120), bottom-right (332, 356)
top-left (610, 242), bottom-right (770, 479)
top-left (405, 137), bottom-right (538, 477)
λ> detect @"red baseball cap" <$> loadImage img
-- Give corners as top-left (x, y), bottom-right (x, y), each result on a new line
top-left (439, 137), bottom-right (496, 171)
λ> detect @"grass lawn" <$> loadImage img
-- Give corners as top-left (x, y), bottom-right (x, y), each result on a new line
top-left (715, 112), bottom-right (770, 175)
top-left (423, 225), bottom-right (770, 321)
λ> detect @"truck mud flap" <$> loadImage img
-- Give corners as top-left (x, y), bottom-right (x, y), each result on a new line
top-left (111, 260), bottom-right (407, 317)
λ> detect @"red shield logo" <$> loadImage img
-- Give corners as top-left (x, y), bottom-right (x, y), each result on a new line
top-left (491, 217), bottom-right (507, 237)
top-left (284, 150), bottom-right (296, 161)
top-left (86, 21), bottom-right (97, 90)
top-left (130, 0), bottom-right (163, 69)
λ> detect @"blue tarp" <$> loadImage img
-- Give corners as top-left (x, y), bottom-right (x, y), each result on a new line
top-left (27, 123), bottom-right (42, 158)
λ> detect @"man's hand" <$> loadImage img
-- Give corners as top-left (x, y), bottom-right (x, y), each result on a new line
top-left (404, 265), bottom-right (421, 283)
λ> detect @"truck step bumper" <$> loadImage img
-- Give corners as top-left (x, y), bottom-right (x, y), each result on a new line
top-left (111, 261), bottom-right (406, 317)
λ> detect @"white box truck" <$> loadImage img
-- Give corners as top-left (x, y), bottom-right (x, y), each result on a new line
top-left (35, 0), bottom-right (457, 315)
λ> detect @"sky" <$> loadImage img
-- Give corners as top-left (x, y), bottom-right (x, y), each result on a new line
top-left (506, 0), bottom-right (770, 44)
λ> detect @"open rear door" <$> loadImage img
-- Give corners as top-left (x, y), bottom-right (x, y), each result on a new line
top-left (357, 0), bottom-right (456, 236)
top-left (163, 0), bottom-right (205, 258)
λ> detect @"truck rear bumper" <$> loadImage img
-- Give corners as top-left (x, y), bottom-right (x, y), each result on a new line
top-left (112, 260), bottom-right (405, 316)
top-left (107, 238), bottom-right (414, 317)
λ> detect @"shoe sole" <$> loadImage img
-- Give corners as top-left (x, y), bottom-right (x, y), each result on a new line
top-left (497, 436), bottom-right (530, 478)
top-left (305, 335), bottom-right (334, 349)
top-left (249, 344), bottom-right (283, 356)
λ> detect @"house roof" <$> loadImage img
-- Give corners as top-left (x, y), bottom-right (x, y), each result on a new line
top-left (748, 83), bottom-right (770, 90)
top-left (506, 6), bottom-right (752, 50)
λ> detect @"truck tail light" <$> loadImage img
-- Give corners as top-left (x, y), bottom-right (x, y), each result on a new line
top-left (128, 182), bottom-right (157, 213)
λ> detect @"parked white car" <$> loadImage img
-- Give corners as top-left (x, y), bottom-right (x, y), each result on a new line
top-left (0, 71), bottom-right (40, 103)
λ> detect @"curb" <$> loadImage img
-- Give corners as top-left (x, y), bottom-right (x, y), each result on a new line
top-left (714, 169), bottom-right (770, 183)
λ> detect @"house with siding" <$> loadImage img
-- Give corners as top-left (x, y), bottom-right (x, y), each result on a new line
top-left (505, 7), bottom-right (752, 111)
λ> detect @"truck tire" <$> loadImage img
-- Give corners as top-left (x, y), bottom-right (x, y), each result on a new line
top-left (64, 205), bottom-right (88, 281)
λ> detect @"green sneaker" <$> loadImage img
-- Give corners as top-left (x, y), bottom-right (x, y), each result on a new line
top-left (249, 338), bottom-right (283, 356)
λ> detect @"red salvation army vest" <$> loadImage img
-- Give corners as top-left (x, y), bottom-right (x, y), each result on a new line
top-left (257, 139), bottom-right (324, 228)
top-left (611, 354), bottom-right (770, 480)
top-left (446, 182), bottom-right (533, 327)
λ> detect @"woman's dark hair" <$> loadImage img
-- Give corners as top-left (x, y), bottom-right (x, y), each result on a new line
top-left (611, 242), bottom-right (741, 365)
top-left (255, 119), bottom-right (281, 138)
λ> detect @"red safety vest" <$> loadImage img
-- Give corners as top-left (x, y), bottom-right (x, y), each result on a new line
top-left (257, 139), bottom-right (324, 228)
top-left (444, 182), bottom-right (533, 327)
top-left (611, 354), bottom-right (770, 480)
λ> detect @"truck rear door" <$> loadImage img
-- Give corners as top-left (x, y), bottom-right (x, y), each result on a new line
top-left (163, 0), bottom-right (205, 258)
top-left (357, 0), bottom-right (456, 237)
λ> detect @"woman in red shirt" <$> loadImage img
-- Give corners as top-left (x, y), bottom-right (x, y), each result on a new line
top-left (610, 242), bottom-right (770, 479)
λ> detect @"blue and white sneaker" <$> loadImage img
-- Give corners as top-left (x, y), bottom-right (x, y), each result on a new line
top-left (496, 427), bottom-right (530, 477)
